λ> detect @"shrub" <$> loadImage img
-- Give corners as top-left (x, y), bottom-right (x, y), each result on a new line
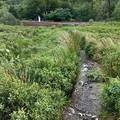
top-left (0, 27), bottom-right (81, 119)
top-left (0, 29), bottom-right (81, 96)
top-left (113, 0), bottom-right (120, 20)
top-left (11, 109), bottom-right (28, 120)
top-left (102, 47), bottom-right (120, 78)
top-left (0, 9), bottom-right (19, 25)
top-left (85, 42), bottom-right (97, 59)
top-left (87, 68), bottom-right (105, 82)
top-left (80, 35), bottom-right (86, 50)
top-left (0, 75), bottom-right (67, 120)
top-left (89, 19), bottom-right (94, 24)
top-left (72, 2), bottom-right (94, 22)
top-left (102, 78), bottom-right (120, 116)
top-left (44, 8), bottom-right (72, 21)
top-left (14, 55), bottom-right (78, 96)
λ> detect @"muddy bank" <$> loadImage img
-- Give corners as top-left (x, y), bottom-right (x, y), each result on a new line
top-left (63, 51), bottom-right (102, 120)
top-left (21, 21), bottom-right (88, 26)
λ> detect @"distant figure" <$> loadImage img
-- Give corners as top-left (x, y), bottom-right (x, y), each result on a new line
top-left (38, 16), bottom-right (41, 22)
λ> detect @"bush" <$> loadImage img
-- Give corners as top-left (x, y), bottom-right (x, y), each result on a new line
top-left (0, 75), bottom-right (67, 120)
top-left (102, 78), bottom-right (120, 116)
top-left (85, 42), bottom-right (97, 59)
top-left (44, 8), bottom-right (72, 21)
top-left (72, 2), bottom-right (94, 22)
top-left (80, 35), bottom-right (86, 50)
top-left (15, 58), bottom-right (74, 95)
top-left (87, 68), bottom-right (105, 82)
top-left (113, 0), bottom-right (120, 20)
top-left (2, 31), bottom-right (81, 97)
top-left (102, 47), bottom-right (120, 78)
top-left (89, 19), bottom-right (94, 23)
top-left (0, 9), bottom-right (19, 25)
top-left (0, 29), bottom-right (81, 119)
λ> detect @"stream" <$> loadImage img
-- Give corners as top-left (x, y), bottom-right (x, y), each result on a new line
top-left (63, 51), bottom-right (102, 120)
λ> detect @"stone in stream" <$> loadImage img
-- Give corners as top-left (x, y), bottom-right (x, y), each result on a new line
top-left (81, 67), bottom-right (88, 72)
top-left (69, 107), bottom-right (75, 114)
top-left (68, 113), bottom-right (72, 116)
top-left (63, 51), bottom-right (101, 120)
top-left (78, 112), bottom-right (83, 117)
top-left (89, 94), bottom-right (97, 100)
top-left (89, 85), bottom-right (93, 88)
top-left (86, 113), bottom-right (92, 117)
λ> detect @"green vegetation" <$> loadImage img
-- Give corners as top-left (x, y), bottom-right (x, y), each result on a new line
top-left (44, 8), bottom-right (72, 21)
top-left (0, 21), bottom-right (120, 119)
top-left (77, 22), bottom-right (120, 78)
top-left (0, 25), bottom-right (81, 119)
top-left (76, 22), bottom-right (120, 118)
top-left (0, 0), bottom-right (119, 120)
top-left (87, 68), bottom-right (105, 82)
top-left (0, 0), bottom-right (120, 24)
top-left (113, 0), bottom-right (120, 20)
top-left (102, 78), bottom-right (120, 118)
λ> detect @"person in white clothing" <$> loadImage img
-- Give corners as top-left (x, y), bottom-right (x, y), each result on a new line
top-left (38, 16), bottom-right (41, 22)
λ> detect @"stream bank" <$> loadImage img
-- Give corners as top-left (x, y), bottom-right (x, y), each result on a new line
top-left (63, 51), bottom-right (102, 120)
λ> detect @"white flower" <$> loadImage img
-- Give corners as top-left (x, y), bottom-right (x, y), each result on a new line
top-left (6, 49), bottom-right (10, 53)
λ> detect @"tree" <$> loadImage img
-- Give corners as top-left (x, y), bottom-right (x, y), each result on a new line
top-left (44, 8), bottom-right (72, 21)
top-left (0, 0), bottom-right (119, 21)
top-left (113, 0), bottom-right (120, 20)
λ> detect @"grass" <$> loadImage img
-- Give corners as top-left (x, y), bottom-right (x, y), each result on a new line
top-left (77, 22), bottom-right (120, 118)
top-left (0, 22), bottom-right (120, 119)
top-left (0, 25), bottom-right (81, 120)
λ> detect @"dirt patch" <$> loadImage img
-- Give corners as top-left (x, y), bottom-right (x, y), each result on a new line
top-left (21, 21), bottom-right (88, 26)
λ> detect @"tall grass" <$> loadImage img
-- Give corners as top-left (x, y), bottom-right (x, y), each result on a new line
top-left (77, 22), bottom-right (120, 118)
top-left (0, 26), bottom-right (82, 120)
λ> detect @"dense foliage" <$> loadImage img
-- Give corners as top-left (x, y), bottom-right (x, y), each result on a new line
top-left (0, 0), bottom-right (120, 23)
top-left (0, 76), bottom-right (67, 120)
top-left (0, 22), bottom-right (120, 119)
top-left (102, 78), bottom-right (120, 118)
top-left (78, 22), bottom-right (120, 78)
top-left (113, 0), bottom-right (120, 20)
top-left (77, 22), bottom-right (120, 118)
top-left (44, 8), bottom-right (72, 21)
top-left (0, 25), bottom-right (81, 119)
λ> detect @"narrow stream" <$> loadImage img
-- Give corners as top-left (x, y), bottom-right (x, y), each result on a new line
top-left (63, 51), bottom-right (101, 120)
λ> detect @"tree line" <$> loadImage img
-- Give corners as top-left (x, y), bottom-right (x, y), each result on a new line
top-left (0, 0), bottom-right (120, 24)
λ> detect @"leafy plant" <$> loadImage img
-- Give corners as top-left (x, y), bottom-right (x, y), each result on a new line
top-left (102, 48), bottom-right (120, 78)
top-left (102, 78), bottom-right (120, 116)
top-left (44, 8), bottom-right (72, 21)
top-left (85, 42), bottom-right (97, 59)
top-left (0, 26), bottom-right (82, 119)
top-left (87, 68), bottom-right (105, 82)
top-left (0, 75), bottom-right (67, 120)
top-left (0, 8), bottom-right (19, 25)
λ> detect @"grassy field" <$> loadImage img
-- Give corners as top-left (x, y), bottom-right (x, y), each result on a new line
top-left (0, 25), bottom-right (81, 120)
top-left (0, 22), bottom-right (120, 119)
